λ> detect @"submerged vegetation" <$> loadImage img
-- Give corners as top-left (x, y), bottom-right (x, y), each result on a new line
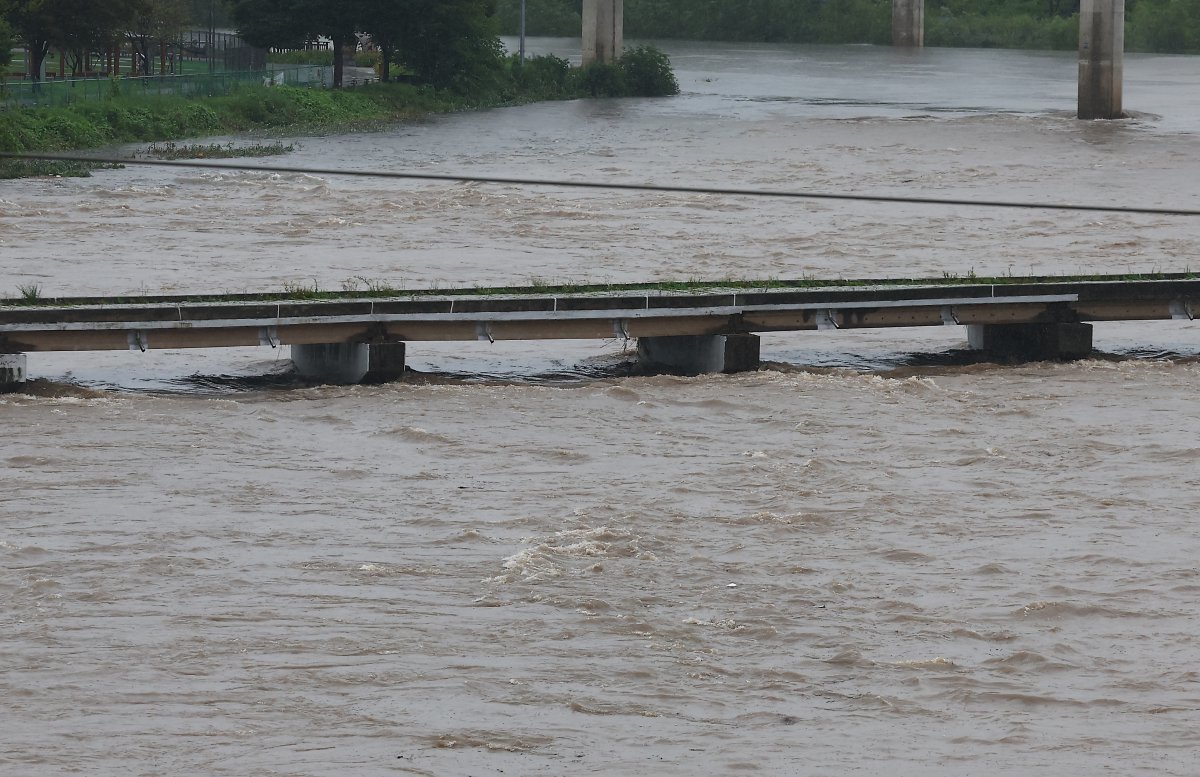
top-left (138, 141), bottom-right (296, 159)
top-left (0, 158), bottom-right (123, 179)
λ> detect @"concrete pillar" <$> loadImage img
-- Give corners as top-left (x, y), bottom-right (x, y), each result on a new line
top-left (364, 342), bottom-right (406, 384)
top-left (1, 353), bottom-right (27, 392)
top-left (637, 334), bottom-right (760, 375)
top-left (292, 342), bottom-right (407, 384)
top-left (1078, 0), bottom-right (1124, 119)
top-left (582, 0), bottom-right (623, 66)
top-left (892, 0), bottom-right (924, 47)
top-left (967, 323), bottom-right (1093, 361)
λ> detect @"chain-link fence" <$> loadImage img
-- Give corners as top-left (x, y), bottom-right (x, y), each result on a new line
top-left (0, 66), bottom-right (336, 109)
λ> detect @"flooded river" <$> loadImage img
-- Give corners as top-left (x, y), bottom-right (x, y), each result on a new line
top-left (3, 40), bottom-right (1200, 775)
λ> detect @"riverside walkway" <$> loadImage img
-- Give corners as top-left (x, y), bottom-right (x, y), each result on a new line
top-left (1, 275), bottom-right (1196, 385)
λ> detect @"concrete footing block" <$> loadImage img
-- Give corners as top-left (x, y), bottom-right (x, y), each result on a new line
top-left (637, 334), bottom-right (760, 375)
top-left (292, 343), bottom-right (370, 384)
top-left (0, 353), bottom-right (27, 391)
top-left (292, 342), bottom-right (407, 384)
top-left (967, 323), bottom-right (1093, 361)
top-left (365, 342), bottom-right (406, 383)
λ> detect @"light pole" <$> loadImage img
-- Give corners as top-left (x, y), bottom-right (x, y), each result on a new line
top-left (519, 0), bottom-right (526, 63)
top-left (208, 0), bottom-right (216, 74)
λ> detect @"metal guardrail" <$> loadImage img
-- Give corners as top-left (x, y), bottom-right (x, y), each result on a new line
top-left (0, 279), bottom-right (1196, 353)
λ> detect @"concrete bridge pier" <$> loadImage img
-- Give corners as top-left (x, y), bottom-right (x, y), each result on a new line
top-left (637, 334), bottom-right (760, 375)
top-left (291, 342), bottom-right (406, 384)
top-left (1078, 0), bottom-right (1125, 119)
top-left (967, 323), bottom-right (1093, 361)
top-left (892, 0), bottom-right (924, 47)
top-left (582, 0), bottom-right (623, 66)
top-left (1, 353), bottom-right (27, 391)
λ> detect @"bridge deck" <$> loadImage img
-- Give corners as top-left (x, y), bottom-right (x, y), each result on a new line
top-left (0, 277), bottom-right (1196, 353)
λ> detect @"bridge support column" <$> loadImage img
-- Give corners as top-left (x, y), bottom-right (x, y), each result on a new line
top-left (582, 0), bottom-right (623, 66)
top-left (967, 323), bottom-right (1093, 361)
top-left (1078, 0), bottom-right (1124, 119)
top-left (292, 342), bottom-right (406, 384)
top-left (637, 334), bottom-right (760, 375)
top-left (365, 342), bottom-right (407, 383)
top-left (892, 0), bottom-right (924, 47)
top-left (1, 353), bottom-right (27, 392)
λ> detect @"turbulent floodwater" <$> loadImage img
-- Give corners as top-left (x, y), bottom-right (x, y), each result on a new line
top-left (3, 41), bottom-right (1200, 776)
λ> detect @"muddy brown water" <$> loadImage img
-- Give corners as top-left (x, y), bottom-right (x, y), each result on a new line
top-left (3, 40), bottom-right (1200, 776)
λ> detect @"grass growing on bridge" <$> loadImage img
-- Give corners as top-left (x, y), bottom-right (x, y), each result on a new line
top-left (3, 272), bottom-right (1197, 309)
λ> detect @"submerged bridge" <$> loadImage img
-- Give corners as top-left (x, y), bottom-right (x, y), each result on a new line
top-left (1, 275), bottom-right (1196, 387)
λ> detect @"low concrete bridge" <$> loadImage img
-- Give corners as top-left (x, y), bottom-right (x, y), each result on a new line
top-left (1, 275), bottom-right (1195, 387)
top-left (581, 0), bottom-right (1125, 119)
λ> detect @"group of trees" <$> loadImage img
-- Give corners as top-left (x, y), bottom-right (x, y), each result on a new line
top-left (0, 0), bottom-right (506, 91)
top-left (1, 0), bottom-right (196, 82)
top-left (493, 0), bottom-right (1200, 53)
top-left (229, 0), bottom-right (503, 88)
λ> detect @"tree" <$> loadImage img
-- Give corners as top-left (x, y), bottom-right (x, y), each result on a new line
top-left (392, 0), bottom-right (504, 91)
top-left (125, 0), bottom-right (189, 76)
top-left (0, 14), bottom-right (13, 71)
top-left (493, 0), bottom-right (581, 36)
top-left (231, 0), bottom-right (356, 86)
top-left (4, 0), bottom-right (56, 83)
top-left (358, 0), bottom-right (413, 82)
top-left (55, 0), bottom-right (128, 76)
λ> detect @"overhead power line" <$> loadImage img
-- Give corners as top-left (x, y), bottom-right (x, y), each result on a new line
top-left (2, 150), bottom-right (1198, 217)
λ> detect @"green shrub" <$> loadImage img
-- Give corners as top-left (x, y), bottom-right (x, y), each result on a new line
top-left (268, 50), bottom-right (335, 66)
top-left (355, 50), bottom-right (382, 68)
top-left (513, 53), bottom-right (572, 98)
top-left (573, 62), bottom-right (625, 96)
top-left (618, 46), bottom-right (680, 97)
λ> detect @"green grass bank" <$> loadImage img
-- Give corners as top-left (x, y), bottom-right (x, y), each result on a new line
top-left (0, 48), bottom-right (679, 177)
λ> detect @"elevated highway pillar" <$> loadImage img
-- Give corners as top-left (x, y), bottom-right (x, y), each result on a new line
top-left (892, 0), bottom-right (924, 47)
top-left (1078, 0), bottom-right (1125, 119)
top-left (582, 0), bottom-right (623, 66)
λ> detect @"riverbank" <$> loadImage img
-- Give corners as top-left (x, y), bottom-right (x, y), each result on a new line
top-left (0, 49), bottom-right (678, 178)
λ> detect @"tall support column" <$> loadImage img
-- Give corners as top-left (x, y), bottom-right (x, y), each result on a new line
top-left (892, 0), bottom-right (924, 47)
top-left (1, 353), bottom-right (28, 392)
top-left (1078, 0), bottom-right (1124, 119)
top-left (637, 334), bottom-right (760, 375)
top-left (582, 0), bottom-right (623, 66)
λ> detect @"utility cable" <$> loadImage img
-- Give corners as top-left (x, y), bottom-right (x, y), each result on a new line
top-left (2, 150), bottom-right (1198, 217)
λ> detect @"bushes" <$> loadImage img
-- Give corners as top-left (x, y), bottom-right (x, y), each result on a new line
top-left (568, 46), bottom-right (680, 98)
top-left (1128, 0), bottom-right (1200, 52)
top-left (617, 45), bottom-right (680, 97)
top-left (513, 53), bottom-right (572, 98)
top-left (267, 50), bottom-right (335, 66)
top-left (927, 11), bottom-right (1078, 49)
